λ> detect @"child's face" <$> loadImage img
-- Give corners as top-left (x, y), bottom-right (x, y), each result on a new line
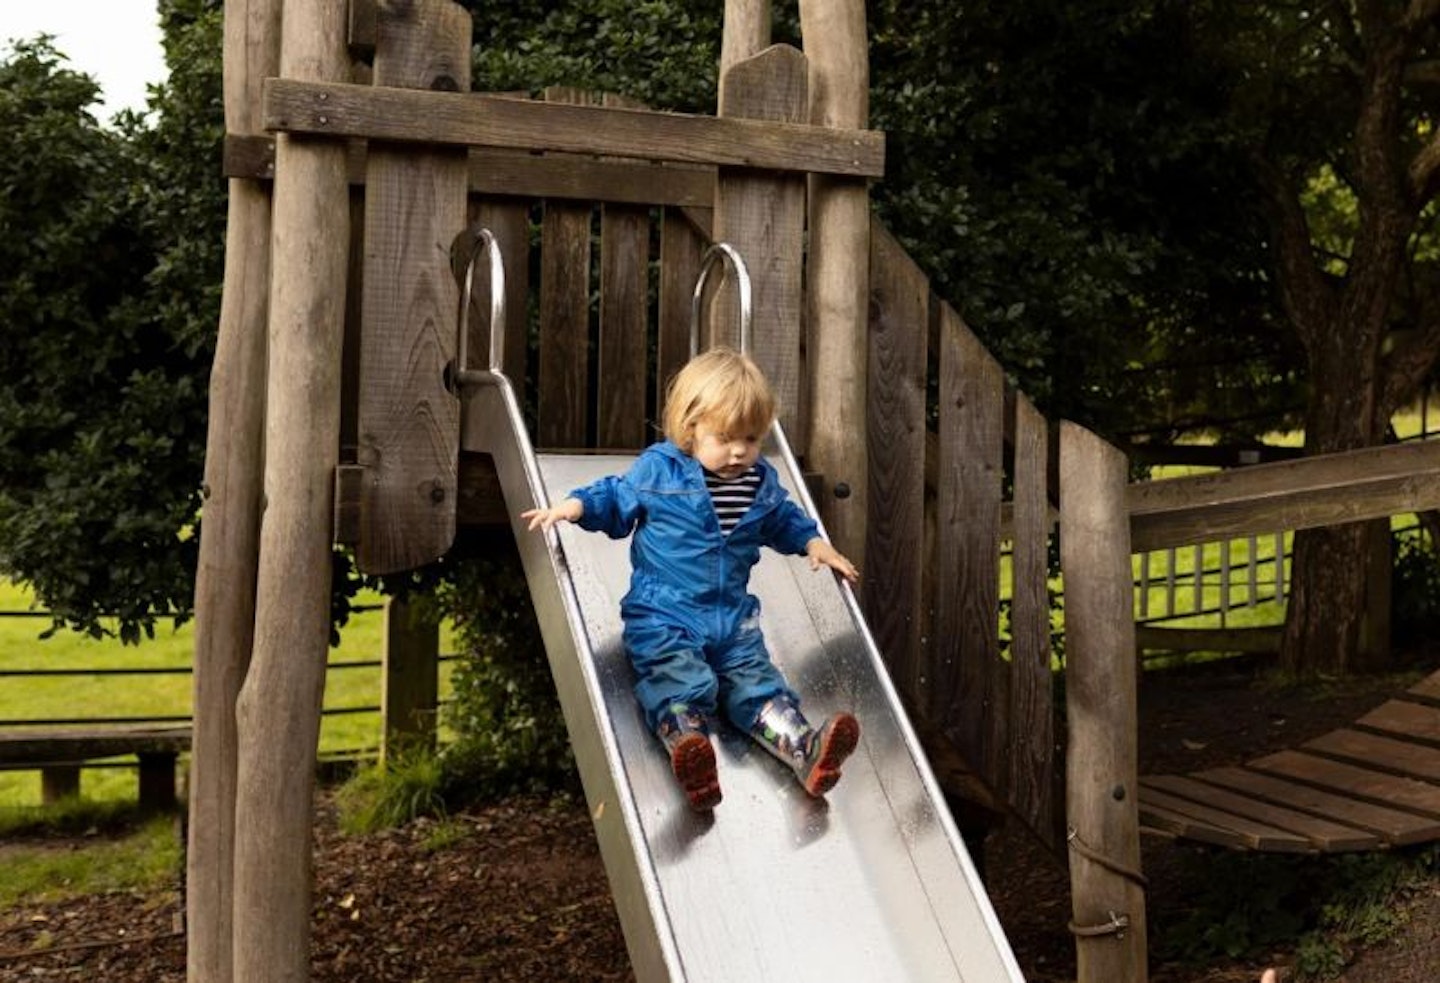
top-left (691, 418), bottom-right (762, 478)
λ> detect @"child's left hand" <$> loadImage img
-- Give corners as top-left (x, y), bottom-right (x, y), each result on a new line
top-left (805, 538), bottom-right (859, 584)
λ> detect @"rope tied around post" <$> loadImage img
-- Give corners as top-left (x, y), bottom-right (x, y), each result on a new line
top-left (1065, 824), bottom-right (1148, 939)
top-left (1068, 910), bottom-right (1131, 940)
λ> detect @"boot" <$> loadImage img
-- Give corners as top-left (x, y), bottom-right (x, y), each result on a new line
top-left (750, 698), bottom-right (860, 797)
top-left (656, 704), bottom-right (722, 811)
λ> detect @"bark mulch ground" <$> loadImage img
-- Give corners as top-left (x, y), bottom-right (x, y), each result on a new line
top-left (2, 658), bottom-right (1438, 982)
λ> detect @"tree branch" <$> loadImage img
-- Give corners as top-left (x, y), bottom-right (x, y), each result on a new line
top-left (1382, 317), bottom-right (1440, 415)
top-left (1408, 129), bottom-right (1440, 203)
top-left (1251, 153), bottom-right (1336, 350)
top-left (1404, 0), bottom-right (1440, 34)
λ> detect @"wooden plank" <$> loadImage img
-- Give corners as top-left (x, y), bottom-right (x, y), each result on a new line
top-left (536, 89), bottom-right (599, 449)
top-left (597, 203), bottom-right (650, 447)
top-left (226, 134), bottom-right (717, 206)
top-left (1142, 775), bottom-right (1376, 851)
top-left (1134, 625), bottom-right (1282, 655)
top-left (1407, 669), bottom-right (1440, 704)
top-left (1356, 699), bottom-right (1440, 746)
top-left (537, 199), bottom-right (594, 447)
top-left (1195, 766), bottom-right (1440, 845)
top-left (712, 46), bottom-right (807, 438)
top-left (596, 91), bottom-right (652, 450)
top-left (1009, 393), bottom-right (1056, 845)
top-left (470, 149), bottom-right (712, 206)
top-left (1248, 748), bottom-right (1440, 819)
top-left (657, 209), bottom-right (705, 410)
top-left (353, 5), bottom-right (470, 574)
top-left (862, 222), bottom-right (929, 703)
top-left (263, 78), bottom-right (886, 178)
top-left (1138, 785), bottom-right (1316, 852)
top-left (934, 304), bottom-right (1005, 791)
top-left (1139, 798), bottom-right (1252, 850)
top-left (469, 198), bottom-right (531, 388)
top-left (0, 728), bottom-right (192, 764)
top-left (1129, 437), bottom-right (1440, 551)
top-left (1306, 727), bottom-right (1440, 783)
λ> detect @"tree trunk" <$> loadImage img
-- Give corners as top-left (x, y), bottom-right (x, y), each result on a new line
top-left (1280, 321), bottom-right (1391, 675)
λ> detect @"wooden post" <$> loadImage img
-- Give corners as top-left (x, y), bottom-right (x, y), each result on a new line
top-left (41, 766), bottom-right (80, 804)
top-left (712, 46), bottom-right (807, 434)
top-left (231, 0), bottom-right (352, 978)
top-left (189, 2), bottom-right (280, 980)
top-left (1059, 422), bottom-right (1148, 983)
top-left (382, 595), bottom-right (440, 763)
top-left (720, 0), bottom-right (772, 99)
top-left (799, 0), bottom-right (871, 568)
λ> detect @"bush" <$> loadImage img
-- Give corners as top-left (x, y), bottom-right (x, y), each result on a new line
top-left (1391, 530), bottom-right (1440, 649)
top-left (434, 537), bottom-right (577, 802)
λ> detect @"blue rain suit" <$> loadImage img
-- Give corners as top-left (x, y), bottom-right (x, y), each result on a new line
top-left (570, 440), bottom-right (820, 733)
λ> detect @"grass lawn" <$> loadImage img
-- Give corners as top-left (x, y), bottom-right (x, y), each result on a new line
top-left (0, 580), bottom-right (456, 808)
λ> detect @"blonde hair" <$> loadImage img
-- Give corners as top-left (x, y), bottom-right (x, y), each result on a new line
top-left (662, 348), bottom-right (776, 452)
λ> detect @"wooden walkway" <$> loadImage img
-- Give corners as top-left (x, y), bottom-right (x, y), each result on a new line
top-left (1138, 669), bottom-right (1440, 852)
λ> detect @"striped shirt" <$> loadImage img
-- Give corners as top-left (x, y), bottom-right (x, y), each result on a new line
top-left (704, 466), bottom-right (761, 534)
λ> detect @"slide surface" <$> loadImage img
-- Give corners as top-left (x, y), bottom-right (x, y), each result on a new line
top-left (464, 376), bottom-right (1025, 983)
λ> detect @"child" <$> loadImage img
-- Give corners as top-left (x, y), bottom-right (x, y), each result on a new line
top-left (522, 348), bottom-right (861, 811)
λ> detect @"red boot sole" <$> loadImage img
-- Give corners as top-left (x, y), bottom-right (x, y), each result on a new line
top-left (670, 732), bottom-right (722, 811)
top-left (803, 713), bottom-right (860, 797)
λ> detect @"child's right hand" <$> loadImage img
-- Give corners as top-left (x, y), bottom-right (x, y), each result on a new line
top-left (521, 497), bottom-right (583, 531)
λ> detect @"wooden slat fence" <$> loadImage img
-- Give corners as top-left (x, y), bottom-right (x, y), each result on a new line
top-left (865, 223), bottom-right (1059, 850)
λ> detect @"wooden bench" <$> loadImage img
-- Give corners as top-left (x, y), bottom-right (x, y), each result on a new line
top-left (0, 726), bottom-right (192, 810)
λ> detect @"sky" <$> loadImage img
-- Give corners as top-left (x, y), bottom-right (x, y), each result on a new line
top-left (0, 0), bottom-right (167, 120)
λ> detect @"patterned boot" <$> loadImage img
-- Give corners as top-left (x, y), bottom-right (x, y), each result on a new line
top-left (750, 698), bottom-right (861, 797)
top-left (656, 704), bottom-right (722, 811)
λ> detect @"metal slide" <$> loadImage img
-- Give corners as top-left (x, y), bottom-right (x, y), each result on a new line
top-left (454, 230), bottom-right (1024, 982)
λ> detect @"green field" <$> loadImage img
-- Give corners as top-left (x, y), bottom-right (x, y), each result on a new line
top-left (0, 580), bottom-right (455, 808)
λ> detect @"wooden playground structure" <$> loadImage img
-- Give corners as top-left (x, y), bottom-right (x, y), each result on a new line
top-left (192, 1), bottom-right (1440, 981)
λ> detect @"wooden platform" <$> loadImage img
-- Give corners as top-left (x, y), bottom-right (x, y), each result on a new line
top-left (1137, 669), bottom-right (1440, 852)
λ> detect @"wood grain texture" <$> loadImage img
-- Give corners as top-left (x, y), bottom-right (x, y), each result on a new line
top-left (225, 133), bottom-right (717, 207)
top-left (933, 305), bottom-right (1005, 791)
top-left (1197, 766), bottom-right (1440, 844)
top-left (712, 45), bottom-right (806, 439)
top-left (1129, 437), bottom-right (1440, 550)
top-left (231, 0), bottom-right (355, 979)
top-left (657, 210), bottom-right (706, 413)
top-left (1009, 392), bottom-right (1056, 846)
top-left (1141, 775), bottom-right (1376, 851)
top-left (263, 78), bottom-right (885, 177)
top-left (1058, 421), bottom-right (1147, 983)
top-left (537, 89), bottom-right (599, 449)
top-left (353, 0), bottom-right (471, 574)
top-left (598, 201), bottom-right (650, 448)
top-left (861, 223), bottom-right (928, 703)
top-left (1249, 749), bottom-right (1440, 819)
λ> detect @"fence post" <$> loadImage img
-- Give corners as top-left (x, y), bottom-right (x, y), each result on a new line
top-left (1059, 421), bottom-right (1148, 983)
top-left (382, 596), bottom-right (440, 762)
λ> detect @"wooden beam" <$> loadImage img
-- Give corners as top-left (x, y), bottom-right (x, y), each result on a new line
top-left (228, 135), bottom-right (718, 207)
top-left (262, 78), bottom-right (885, 177)
top-left (1129, 438), bottom-right (1440, 551)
